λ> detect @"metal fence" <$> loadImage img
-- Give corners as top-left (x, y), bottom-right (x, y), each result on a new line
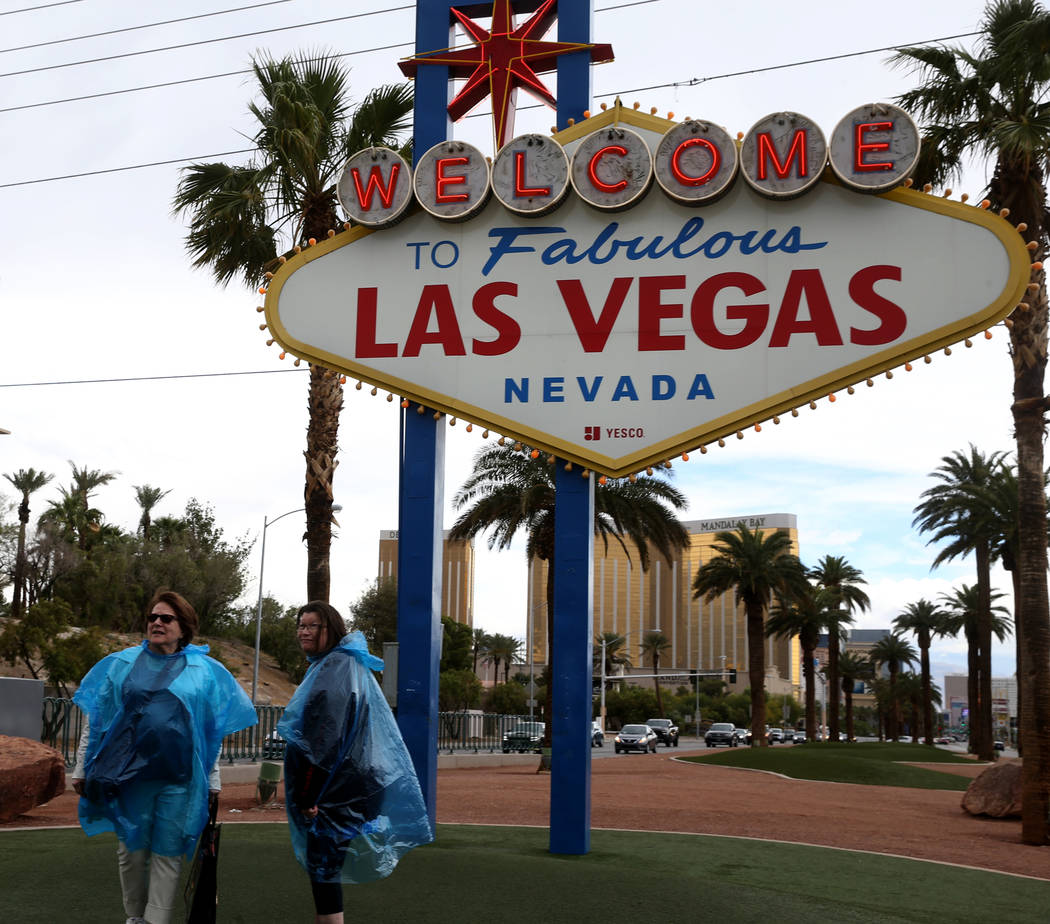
top-left (41, 698), bottom-right (538, 764)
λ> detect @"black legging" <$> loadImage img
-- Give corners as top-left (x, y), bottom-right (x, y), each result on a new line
top-left (310, 879), bottom-right (343, 915)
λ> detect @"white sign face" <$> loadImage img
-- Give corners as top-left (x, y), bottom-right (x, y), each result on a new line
top-left (266, 111), bottom-right (1029, 477)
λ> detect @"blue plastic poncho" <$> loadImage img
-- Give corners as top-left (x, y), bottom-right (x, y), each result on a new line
top-left (73, 641), bottom-right (257, 856)
top-left (277, 632), bottom-right (433, 883)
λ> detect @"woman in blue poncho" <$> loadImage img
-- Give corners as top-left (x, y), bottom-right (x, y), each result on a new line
top-left (278, 602), bottom-right (432, 924)
top-left (71, 590), bottom-right (257, 924)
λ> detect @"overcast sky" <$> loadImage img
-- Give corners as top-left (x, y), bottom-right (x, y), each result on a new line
top-left (0, 0), bottom-right (1022, 695)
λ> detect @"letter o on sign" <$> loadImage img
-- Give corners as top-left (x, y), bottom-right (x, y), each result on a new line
top-left (654, 120), bottom-right (738, 205)
top-left (337, 147), bottom-right (414, 228)
top-left (740, 112), bottom-right (827, 199)
top-left (414, 140), bottom-right (491, 221)
top-left (828, 103), bottom-right (920, 193)
top-left (491, 133), bottom-right (570, 216)
top-left (571, 127), bottom-right (653, 211)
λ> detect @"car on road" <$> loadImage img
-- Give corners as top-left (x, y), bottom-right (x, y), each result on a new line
top-left (793, 730), bottom-right (807, 744)
top-left (994, 740), bottom-right (1006, 751)
top-left (502, 721), bottom-right (545, 753)
top-left (705, 722), bottom-right (737, 747)
top-left (614, 724), bottom-right (659, 754)
top-left (732, 727), bottom-right (752, 747)
top-left (592, 720), bottom-right (605, 748)
top-left (645, 718), bottom-right (680, 748)
top-left (934, 736), bottom-right (953, 745)
top-left (767, 727), bottom-right (784, 744)
top-left (262, 729), bottom-right (285, 759)
top-left (782, 728), bottom-right (796, 743)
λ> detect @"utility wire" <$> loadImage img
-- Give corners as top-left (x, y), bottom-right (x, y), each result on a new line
top-left (0, 4), bottom-right (416, 79)
top-left (0, 0), bottom-right (300, 55)
top-left (0, 368), bottom-right (307, 388)
top-left (1, 0), bottom-right (82, 15)
top-left (0, 28), bottom-right (983, 189)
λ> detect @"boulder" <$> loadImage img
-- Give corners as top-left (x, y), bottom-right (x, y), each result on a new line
top-left (961, 757), bottom-right (1023, 818)
top-left (0, 735), bottom-right (66, 822)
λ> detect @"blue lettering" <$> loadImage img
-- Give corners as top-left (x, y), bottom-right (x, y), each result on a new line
top-left (505, 378), bottom-right (529, 402)
top-left (577, 376), bottom-right (603, 401)
top-left (484, 226), bottom-right (565, 276)
top-left (687, 374), bottom-right (715, 400)
top-left (652, 374), bottom-right (676, 400)
top-left (611, 376), bottom-right (639, 401)
top-left (543, 377), bottom-right (565, 402)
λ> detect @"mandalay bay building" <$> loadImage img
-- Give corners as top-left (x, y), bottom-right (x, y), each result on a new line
top-left (526, 513), bottom-right (802, 697)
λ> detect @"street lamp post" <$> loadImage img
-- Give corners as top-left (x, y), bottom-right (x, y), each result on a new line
top-left (252, 503), bottom-right (341, 704)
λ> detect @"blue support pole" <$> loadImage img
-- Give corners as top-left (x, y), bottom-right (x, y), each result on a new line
top-left (556, 0), bottom-right (594, 130)
top-left (549, 461), bottom-right (594, 854)
top-left (396, 408), bottom-right (445, 833)
top-left (395, 0), bottom-right (453, 832)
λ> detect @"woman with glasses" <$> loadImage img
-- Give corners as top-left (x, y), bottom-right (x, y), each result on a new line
top-left (71, 589), bottom-right (257, 924)
top-left (278, 601), bottom-right (432, 924)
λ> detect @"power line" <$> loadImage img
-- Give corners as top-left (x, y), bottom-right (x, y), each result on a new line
top-left (0, 368), bottom-right (307, 388)
top-left (0, 0), bottom-right (299, 55)
top-left (0, 4), bottom-right (416, 79)
top-left (1, 0), bottom-right (83, 15)
top-left (0, 28), bottom-right (984, 189)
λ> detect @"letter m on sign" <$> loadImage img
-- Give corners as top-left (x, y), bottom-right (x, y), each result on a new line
top-left (756, 130), bottom-right (808, 180)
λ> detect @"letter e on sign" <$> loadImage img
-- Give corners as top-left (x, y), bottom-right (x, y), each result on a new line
top-left (828, 103), bottom-right (920, 193)
top-left (414, 140), bottom-right (491, 221)
top-left (337, 147), bottom-right (414, 228)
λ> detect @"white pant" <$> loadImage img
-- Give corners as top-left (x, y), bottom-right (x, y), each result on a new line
top-left (117, 841), bottom-right (183, 924)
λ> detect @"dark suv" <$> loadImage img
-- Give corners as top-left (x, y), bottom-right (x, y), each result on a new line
top-left (704, 722), bottom-right (737, 747)
top-left (645, 718), bottom-right (680, 748)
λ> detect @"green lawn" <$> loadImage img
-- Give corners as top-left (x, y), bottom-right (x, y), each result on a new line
top-left (2, 823), bottom-right (1047, 923)
top-left (681, 741), bottom-right (979, 790)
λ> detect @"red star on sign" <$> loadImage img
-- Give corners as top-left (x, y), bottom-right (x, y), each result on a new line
top-left (399, 0), bottom-right (614, 150)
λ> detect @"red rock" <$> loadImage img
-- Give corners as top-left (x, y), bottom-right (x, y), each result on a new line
top-left (0, 735), bottom-right (66, 822)
top-left (961, 758), bottom-right (1023, 818)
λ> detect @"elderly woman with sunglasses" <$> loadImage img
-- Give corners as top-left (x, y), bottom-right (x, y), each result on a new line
top-left (278, 601), bottom-right (432, 924)
top-left (71, 590), bottom-right (257, 924)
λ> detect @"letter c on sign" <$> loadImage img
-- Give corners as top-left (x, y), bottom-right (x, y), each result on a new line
top-left (588, 145), bottom-right (629, 193)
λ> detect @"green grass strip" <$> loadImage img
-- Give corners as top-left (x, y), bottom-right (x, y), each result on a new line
top-left (1, 823), bottom-right (1046, 923)
top-left (682, 742), bottom-right (978, 790)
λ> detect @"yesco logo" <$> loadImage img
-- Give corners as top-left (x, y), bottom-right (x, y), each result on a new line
top-left (584, 427), bottom-right (644, 440)
top-left (584, 426), bottom-right (600, 441)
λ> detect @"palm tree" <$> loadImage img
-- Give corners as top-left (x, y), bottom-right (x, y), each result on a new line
top-left (765, 582), bottom-right (832, 739)
top-left (173, 53), bottom-right (413, 603)
top-left (640, 630), bottom-right (671, 717)
top-left (838, 650), bottom-right (871, 742)
top-left (471, 627), bottom-right (490, 674)
top-left (450, 444), bottom-right (689, 746)
top-left (894, 0), bottom-right (1050, 843)
top-left (913, 445), bottom-right (1007, 760)
top-left (693, 525), bottom-right (807, 745)
top-left (487, 633), bottom-right (522, 684)
top-left (2, 468), bottom-right (52, 621)
top-left (133, 485), bottom-right (170, 543)
top-left (869, 634), bottom-right (919, 741)
top-left (893, 599), bottom-right (948, 745)
top-left (65, 462), bottom-right (117, 550)
top-left (808, 555), bottom-right (870, 741)
top-left (595, 631), bottom-right (632, 689)
top-left (939, 583), bottom-right (1013, 751)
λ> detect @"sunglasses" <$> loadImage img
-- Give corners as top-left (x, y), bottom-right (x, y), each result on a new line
top-left (148, 612), bottom-right (176, 624)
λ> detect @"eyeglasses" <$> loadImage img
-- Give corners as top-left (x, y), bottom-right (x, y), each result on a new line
top-left (148, 612), bottom-right (176, 624)
top-left (297, 623), bottom-right (324, 635)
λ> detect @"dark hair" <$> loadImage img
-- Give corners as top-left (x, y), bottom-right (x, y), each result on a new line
top-left (146, 589), bottom-right (199, 648)
top-left (296, 601), bottom-right (348, 653)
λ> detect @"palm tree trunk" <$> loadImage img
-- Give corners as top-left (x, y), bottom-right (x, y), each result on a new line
top-left (966, 635), bottom-right (980, 756)
top-left (653, 652), bottom-right (664, 717)
top-left (975, 542), bottom-right (995, 761)
top-left (11, 498), bottom-right (28, 621)
top-left (844, 689), bottom-right (854, 741)
top-left (827, 629), bottom-right (840, 741)
top-left (1009, 565), bottom-right (1023, 756)
top-left (919, 642), bottom-right (933, 746)
top-left (304, 363), bottom-right (342, 602)
top-left (803, 644), bottom-right (817, 738)
top-left (746, 601), bottom-right (767, 745)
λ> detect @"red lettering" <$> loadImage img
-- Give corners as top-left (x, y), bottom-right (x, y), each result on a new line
top-left (350, 163), bottom-right (402, 210)
top-left (756, 130), bottom-right (808, 180)
top-left (854, 121), bottom-right (894, 173)
top-left (402, 285), bottom-right (466, 357)
top-left (514, 151), bottom-right (551, 198)
top-left (849, 265), bottom-right (905, 344)
top-left (588, 145), bottom-right (629, 193)
top-left (471, 282), bottom-right (521, 356)
top-left (671, 137), bottom-right (720, 187)
top-left (638, 275), bottom-right (686, 351)
top-left (435, 157), bottom-right (470, 203)
top-left (354, 288), bottom-right (397, 358)
top-left (690, 273), bottom-right (768, 349)
top-left (557, 278), bottom-right (634, 352)
top-left (769, 269), bottom-right (843, 347)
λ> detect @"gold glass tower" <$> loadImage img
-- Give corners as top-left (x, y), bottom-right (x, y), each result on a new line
top-left (377, 529), bottom-right (475, 627)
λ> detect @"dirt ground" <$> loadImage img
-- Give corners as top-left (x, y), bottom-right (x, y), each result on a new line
top-left (6, 747), bottom-right (1047, 881)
